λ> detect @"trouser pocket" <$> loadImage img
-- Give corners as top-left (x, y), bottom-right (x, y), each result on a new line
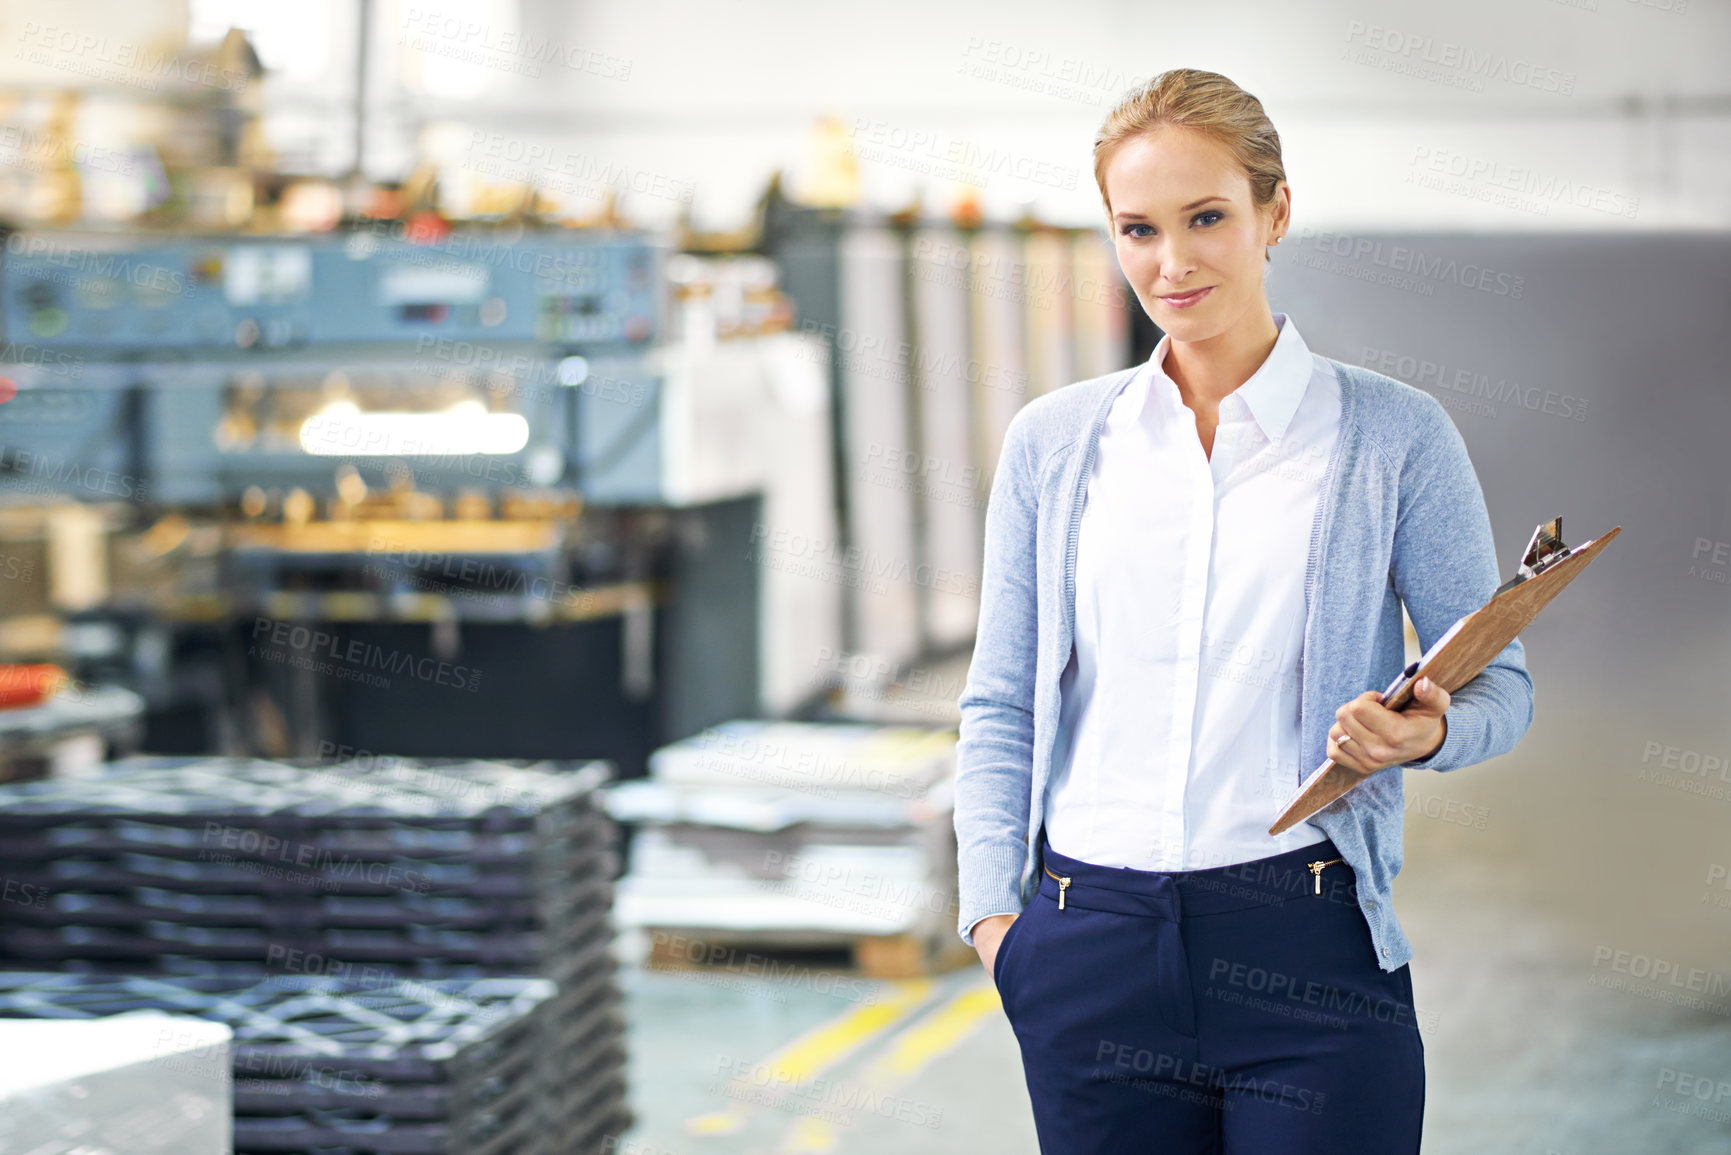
top-left (991, 897), bottom-right (1037, 1012)
top-left (1001, 880), bottom-right (1196, 1051)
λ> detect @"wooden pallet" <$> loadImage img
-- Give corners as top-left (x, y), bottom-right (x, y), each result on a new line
top-left (641, 925), bottom-right (978, 980)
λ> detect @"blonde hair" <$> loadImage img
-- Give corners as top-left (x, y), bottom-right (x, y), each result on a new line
top-left (1093, 68), bottom-right (1286, 260)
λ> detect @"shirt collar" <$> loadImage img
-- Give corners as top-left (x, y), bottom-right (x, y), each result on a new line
top-left (1137, 312), bottom-right (1313, 442)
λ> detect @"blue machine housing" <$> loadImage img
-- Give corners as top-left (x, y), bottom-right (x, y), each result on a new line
top-left (0, 229), bottom-right (661, 352)
top-left (0, 229), bottom-right (670, 505)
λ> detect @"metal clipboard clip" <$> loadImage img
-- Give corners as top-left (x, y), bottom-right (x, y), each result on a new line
top-left (1492, 516), bottom-right (1573, 597)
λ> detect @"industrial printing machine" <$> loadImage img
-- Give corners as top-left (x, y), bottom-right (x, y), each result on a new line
top-left (0, 207), bottom-right (1139, 1148)
top-left (0, 224), bottom-right (839, 1154)
top-left (0, 225), bottom-right (839, 766)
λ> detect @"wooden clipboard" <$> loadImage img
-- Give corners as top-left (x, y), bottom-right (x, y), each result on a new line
top-left (1268, 516), bottom-right (1622, 835)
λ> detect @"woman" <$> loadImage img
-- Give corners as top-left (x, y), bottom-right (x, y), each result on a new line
top-left (954, 68), bottom-right (1534, 1154)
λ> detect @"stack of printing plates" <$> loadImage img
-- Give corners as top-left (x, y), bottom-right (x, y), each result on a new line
top-left (0, 756), bottom-right (629, 1153)
top-left (602, 719), bottom-right (960, 955)
top-left (0, 971), bottom-right (612, 1155)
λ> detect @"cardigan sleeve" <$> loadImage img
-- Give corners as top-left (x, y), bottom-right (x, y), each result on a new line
top-left (1389, 399), bottom-right (1536, 773)
top-left (953, 406), bottom-right (1042, 944)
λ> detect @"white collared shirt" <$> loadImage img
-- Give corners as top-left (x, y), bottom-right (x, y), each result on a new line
top-left (1044, 312), bottom-right (1341, 870)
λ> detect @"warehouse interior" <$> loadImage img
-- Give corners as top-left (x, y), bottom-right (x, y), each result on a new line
top-left (0, 1), bottom-right (1727, 1153)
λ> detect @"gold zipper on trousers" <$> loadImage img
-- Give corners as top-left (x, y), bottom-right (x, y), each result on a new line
top-left (1308, 857), bottom-right (1345, 894)
top-left (1043, 864), bottom-right (1072, 910)
top-left (1044, 859), bottom-right (1343, 905)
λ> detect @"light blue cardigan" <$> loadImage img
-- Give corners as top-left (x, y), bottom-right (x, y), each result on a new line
top-left (954, 354), bottom-right (1535, 971)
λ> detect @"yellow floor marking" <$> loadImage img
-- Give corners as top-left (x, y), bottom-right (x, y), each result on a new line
top-left (683, 978), bottom-right (935, 1137)
top-left (778, 977), bottom-right (1004, 1153)
top-left (870, 981), bottom-right (1002, 1076)
top-left (782, 1116), bottom-right (838, 1152)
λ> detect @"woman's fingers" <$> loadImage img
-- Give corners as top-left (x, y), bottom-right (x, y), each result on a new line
top-left (1328, 729), bottom-right (1373, 777)
top-left (1336, 701), bottom-right (1398, 768)
top-left (1332, 682), bottom-right (1451, 775)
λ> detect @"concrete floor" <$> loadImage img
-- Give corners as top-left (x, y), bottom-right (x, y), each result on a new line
top-left (603, 671), bottom-right (1731, 1153)
top-left (604, 851), bottom-right (1731, 1155)
top-left (612, 963), bottom-right (1033, 1155)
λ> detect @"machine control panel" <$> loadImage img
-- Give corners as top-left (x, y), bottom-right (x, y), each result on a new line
top-left (0, 231), bottom-right (663, 354)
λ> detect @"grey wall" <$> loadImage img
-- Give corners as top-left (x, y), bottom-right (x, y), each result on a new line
top-left (1268, 232), bottom-right (1730, 965)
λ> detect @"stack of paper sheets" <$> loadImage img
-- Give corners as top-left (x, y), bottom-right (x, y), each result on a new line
top-left (602, 720), bottom-right (959, 940)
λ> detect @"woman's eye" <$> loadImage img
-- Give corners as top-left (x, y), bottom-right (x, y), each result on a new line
top-left (1120, 213), bottom-right (1220, 238)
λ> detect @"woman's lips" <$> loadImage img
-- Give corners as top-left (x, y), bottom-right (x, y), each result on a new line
top-left (1158, 286), bottom-right (1213, 309)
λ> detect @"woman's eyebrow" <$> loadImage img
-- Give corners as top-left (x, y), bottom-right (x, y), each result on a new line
top-left (1115, 196), bottom-right (1230, 221)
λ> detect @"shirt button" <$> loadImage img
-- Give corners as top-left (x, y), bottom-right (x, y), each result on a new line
top-left (1365, 898), bottom-right (1377, 908)
top-left (1381, 945), bottom-right (1393, 957)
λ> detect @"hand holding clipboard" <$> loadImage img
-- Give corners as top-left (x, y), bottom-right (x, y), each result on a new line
top-left (1268, 516), bottom-right (1622, 835)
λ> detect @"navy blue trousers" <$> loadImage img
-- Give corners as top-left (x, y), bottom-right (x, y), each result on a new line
top-left (992, 835), bottom-right (1425, 1154)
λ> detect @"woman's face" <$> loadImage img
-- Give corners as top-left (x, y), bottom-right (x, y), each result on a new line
top-left (1103, 126), bottom-right (1287, 343)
